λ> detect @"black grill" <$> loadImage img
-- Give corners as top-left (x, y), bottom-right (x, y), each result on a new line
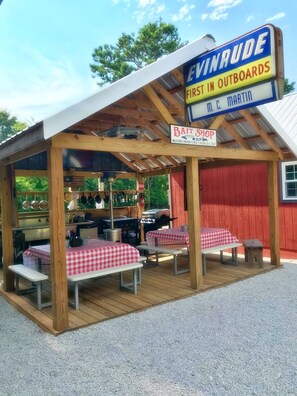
top-left (140, 209), bottom-right (174, 237)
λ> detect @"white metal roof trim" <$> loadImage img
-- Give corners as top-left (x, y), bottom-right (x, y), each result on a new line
top-left (258, 97), bottom-right (297, 157)
top-left (43, 35), bottom-right (216, 140)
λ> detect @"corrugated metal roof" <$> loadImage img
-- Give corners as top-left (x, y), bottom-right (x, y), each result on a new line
top-left (258, 93), bottom-right (297, 156)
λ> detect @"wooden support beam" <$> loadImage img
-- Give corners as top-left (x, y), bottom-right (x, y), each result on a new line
top-left (186, 157), bottom-right (203, 289)
top-left (151, 80), bottom-right (184, 116)
top-left (0, 165), bottom-right (15, 291)
top-left (0, 140), bottom-right (50, 166)
top-left (48, 147), bottom-right (69, 332)
top-left (240, 109), bottom-right (284, 159)
top-left (52, 133), bottom-right (280, 162)
top-left (143, 84), bottom-right (178, 125)
top-left (221, 120), bottom-right (251, 150)
top-left (267, 161), bottom-right (280, 266)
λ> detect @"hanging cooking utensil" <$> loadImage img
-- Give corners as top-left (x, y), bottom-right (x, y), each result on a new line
top-left (95, 192), bottom-right (101, 204)
top-left (104, 192), bottom-right (109, 204)
top-left (65, 192), bottom-right (73, 203)
top-left (121, 192), bottom-right (126, 204)
top-left (39, 196), bottom-right (49, 211)
top-left (22, 194), bottom-right (31, 210)
top-left (31, 195), bottom-right (40, 210)
top-left (80, 192), bottom-right (87, 206)
top-left (87, 192), bottom-right (95, 208)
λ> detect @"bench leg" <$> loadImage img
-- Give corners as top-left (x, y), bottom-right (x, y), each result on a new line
top-left (220, 248), bottom-right (238, 266)
top-left (174, 255), bottom-right (190, 275)
top-left (68, 282), bottom-right (80, 310)
top-left (14, 275), bottom-right (52, 311)
top-left (120, 268), bottom-right (141, 293)
top-left (202, 255), bottom-right (206, 275)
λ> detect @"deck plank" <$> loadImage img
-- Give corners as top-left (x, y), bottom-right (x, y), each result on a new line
top-left (0, 256), bottom-right (278, 335)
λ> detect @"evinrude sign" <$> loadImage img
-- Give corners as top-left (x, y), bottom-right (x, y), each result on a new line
top-left (185, 24), bottom-right (284, 121)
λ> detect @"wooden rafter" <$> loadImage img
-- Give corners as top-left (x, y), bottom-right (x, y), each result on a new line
top-left (143, 84), bottom-right (179, 125)
top-left (101, 105), bottom-right (163, 122)
top-left (221, 120), bottom-right (251, 150)
top-left (110, 153), bottom-right (140, 172)
top-left (169, 68), bottom-right (184, 86)
top-left (127, 153), bottom-right (157, 171)
top-left (151, 80), bottom-right (184, 116)
top-left (240, 109), bottom-right (284, 159)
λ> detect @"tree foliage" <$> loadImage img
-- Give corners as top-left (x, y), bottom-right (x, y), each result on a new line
top-left (0, 110), bottom-right (27, 142)
top-left (284, 78), bottom-right (295, 95)
top-left (90, 19), bottom-right (187, 86)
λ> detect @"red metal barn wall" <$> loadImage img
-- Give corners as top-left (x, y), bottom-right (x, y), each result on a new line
top-left (170, 163), bottom-right (297, 251)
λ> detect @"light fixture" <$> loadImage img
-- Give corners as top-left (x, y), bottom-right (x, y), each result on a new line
top-left (102, 126), bottom-right (143, 139)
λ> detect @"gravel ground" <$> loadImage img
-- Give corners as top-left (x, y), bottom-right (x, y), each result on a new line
top-left (1, 263), bottom-right (297, 396)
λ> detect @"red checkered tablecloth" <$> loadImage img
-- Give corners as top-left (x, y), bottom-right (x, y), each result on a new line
top-left (24, 240), bottom-right (140, 276)
top-left (146, 227), bottom-right (238, 250)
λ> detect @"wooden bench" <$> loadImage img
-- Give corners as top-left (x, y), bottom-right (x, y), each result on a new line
top-left (201, 243), bottom-right (242, 275)
top-left (8, 264), bottom-right (52, 310)
top-left (136, 245), bottom-right (186, 276)
top-left (67, 258), bottom-right (145, 310)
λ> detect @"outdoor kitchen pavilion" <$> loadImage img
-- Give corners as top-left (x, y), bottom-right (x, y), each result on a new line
top-left (1, 33), bottom-right (296, 333)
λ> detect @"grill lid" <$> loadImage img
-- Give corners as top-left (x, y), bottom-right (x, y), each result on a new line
top-left (141, 209), bottom-right (170, 219)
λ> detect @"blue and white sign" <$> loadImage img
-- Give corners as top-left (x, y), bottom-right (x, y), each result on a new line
top-left (187, 80), bottom-right (278, 121)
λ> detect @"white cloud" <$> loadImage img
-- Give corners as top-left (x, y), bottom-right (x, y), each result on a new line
top-left (0, 49), bottom-right (97, 123)
top-left (266, 12), bottom-right (286, 22)
top-left (246, 15), bottom-right (254, 23)
top-left (172, 3), bottom-right (195, 22)
top-left (202, 0), bottom-right (242, 21)
top-left (138, 0), bottom-right (156, 7)
top-left (133, 0), bottom-right (166, 23)
top-left (156, 4), bottom-right (165, 13)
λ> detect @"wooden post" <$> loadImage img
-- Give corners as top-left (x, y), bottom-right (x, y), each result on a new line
top-left (268, 161), bottom-right (280, 266)
top-left (137, 175), bottom-right (145, 242)
top-left (48, 147), bottom-right (69, 331)
top-left (0, 165), bottom-right (15, 291)
top-left (186, 157), bottom-right (203, 289)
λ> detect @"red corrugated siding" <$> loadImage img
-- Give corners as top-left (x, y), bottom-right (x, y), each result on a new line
top-left (170, 164), bottom-right (297, 251)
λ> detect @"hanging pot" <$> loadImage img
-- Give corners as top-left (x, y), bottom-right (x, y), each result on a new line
top-left (22, 195), bottom-right (31, 210)
top-left (31, 196), bottom-right (40, 210)
top-left (104, 192), bottom-right (109, 204)
top-left (80, 192), bottom-right (87, 205)
top-left (39, 197), bottom-right (49, 211)
top-left (65, 192), bottom-right (73, 203)
top-left (87, 192), bottom-right (95, 208)
top-left (95, 192), bottom-right (101, 204)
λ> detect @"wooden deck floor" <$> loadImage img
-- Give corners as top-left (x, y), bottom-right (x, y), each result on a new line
top-left (0, 254), bottom-right (277, 335)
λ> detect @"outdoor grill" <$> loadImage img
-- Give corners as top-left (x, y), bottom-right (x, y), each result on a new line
top-left (140, 209), bottom-right (175, 237)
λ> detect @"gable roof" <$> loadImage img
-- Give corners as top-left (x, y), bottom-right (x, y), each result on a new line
top-left (43, 34), bottom-right (216, 139)
top-left (0, 33), bottom-right (296, 173)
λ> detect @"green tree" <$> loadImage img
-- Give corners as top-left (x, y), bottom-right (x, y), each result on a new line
top-left (0, 110), bottom-right (27, 142)
top-left (284, 78), bottom-right (295, 94)
top-left (90, 20), bottom-right (185, 208)
top-left (90, 19), bottom-right (187, 86)
top-left (146, 176), bottom-right (169, 209)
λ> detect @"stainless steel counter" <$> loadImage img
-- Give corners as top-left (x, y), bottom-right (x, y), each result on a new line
top-left (10, 221), bottom-right (94, 242)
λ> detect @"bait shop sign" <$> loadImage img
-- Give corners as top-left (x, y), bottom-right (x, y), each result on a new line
top-left (184, 24), bottom-right (284, 121)
top-left (170, 124), bottom-right (216, 146)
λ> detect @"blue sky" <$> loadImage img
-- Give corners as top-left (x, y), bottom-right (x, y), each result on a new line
top-left (0, 0), bottom-right (296, 123)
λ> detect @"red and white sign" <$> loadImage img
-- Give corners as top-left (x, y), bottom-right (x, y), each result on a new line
top-left (170, 124), bottom-right (217, 146)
